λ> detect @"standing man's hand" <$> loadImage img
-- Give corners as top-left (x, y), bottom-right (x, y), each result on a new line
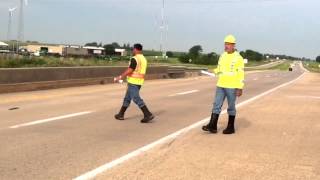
top-left (114, 75), bottom-right (122, 83)
top-left (114, 68), bottom-right (133, 83)
top-left (235, 89), bottom-right (243, 97)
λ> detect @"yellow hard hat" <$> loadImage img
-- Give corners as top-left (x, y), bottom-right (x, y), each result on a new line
top-left (224, 34), bottom-right (236, 44)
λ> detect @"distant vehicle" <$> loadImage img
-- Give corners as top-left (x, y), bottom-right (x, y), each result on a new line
top-left (289, 64), bottom-right (294, 71)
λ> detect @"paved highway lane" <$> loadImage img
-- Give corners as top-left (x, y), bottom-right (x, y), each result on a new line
top-left (0, 65), bottom-right (304, 180)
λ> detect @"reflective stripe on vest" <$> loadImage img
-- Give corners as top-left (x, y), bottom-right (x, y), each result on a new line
top-left (129, 73), bottom-right (145, 79)
top-left (221, 72), bottom-right (235, 76)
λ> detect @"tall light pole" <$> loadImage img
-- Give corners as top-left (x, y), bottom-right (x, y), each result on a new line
top-left (17, 0), bottom-right (28, 53)
top-left (159, 0), bottom-right (166, 58)
top-left (8, 7), bottom-right (17, 52)
top-left (7, 7), bottom-right (17, 41)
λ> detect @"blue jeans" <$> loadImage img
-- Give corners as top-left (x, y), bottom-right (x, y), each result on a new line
top-left (212, 87), bottom-right (237, 116)
top-left (122, 83), bottom-right (146, 108)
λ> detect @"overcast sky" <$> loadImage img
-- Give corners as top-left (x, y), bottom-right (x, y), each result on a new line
top-left (0, 0), bottom-right (319, 59)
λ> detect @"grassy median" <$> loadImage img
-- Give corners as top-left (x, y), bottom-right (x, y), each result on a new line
top-left (0, 55), bottom-right (272, 70)
top-left (303, 61), bottom-right (320, 73)
top-left (267, 61), bottom-right (291, 71)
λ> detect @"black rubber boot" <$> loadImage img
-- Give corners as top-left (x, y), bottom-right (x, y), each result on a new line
top-left (223, 115), bottom-right (235, 134)
top-left (114, 106), bottom-right (128, 120)
top-left (140, 105), bottom-right (154, 123)
top-left (202, 113), bottom-right (219, 133)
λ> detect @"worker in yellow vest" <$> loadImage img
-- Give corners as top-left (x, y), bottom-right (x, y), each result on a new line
top-left (114, 44), bottom-right (154, 123)
top-left (202, 35), bottom-right (244, 134)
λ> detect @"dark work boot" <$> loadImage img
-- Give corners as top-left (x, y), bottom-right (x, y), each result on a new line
top-left (202, 113), bottom-right (219, 133)
top-left (223, 115), bottom-right (235, 134)
top-left (114, 106), bottom-right (128, 120)
top-left (140, 105), bottom-right (154, 123)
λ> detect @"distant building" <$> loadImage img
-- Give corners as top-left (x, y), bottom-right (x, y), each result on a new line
top-left (0, 41), bottom-right (9, 46)
top-left (22, 44), bottom-right (64, 56)
top-left (83, 46), bottom-right (105, 56)
top-left (0, 41), bottom-right (9, 53)
top-left (115, 48), bottom-right (127, 56)
top-left (63, 46), bottom-right (89, 57)
top-left (19, 43), bottom-right (106, 58)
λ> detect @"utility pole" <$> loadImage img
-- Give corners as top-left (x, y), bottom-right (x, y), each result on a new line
top-left (8, 7), bottom-right (17, 52)
top-left (17, 0), bottom-right (28, 53)
top-left (160, 0), bottom-right (166, 58)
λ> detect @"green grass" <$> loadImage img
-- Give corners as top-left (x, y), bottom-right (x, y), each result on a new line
top-left (245, 60), bottom-right (271, 67)
top-left (0, 55), bottom-right (273, 71)
top-left (303, 61), bottom-right (320, 73)
top-left (0, 56), bottom-right (130, 68)
top-left (267, 61), bottom-right (291, 71)
top-left (146, 56), bottom-right (215, 69)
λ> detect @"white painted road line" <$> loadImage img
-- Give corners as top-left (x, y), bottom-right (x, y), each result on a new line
top-left (300, 61), bottom-right (310, 73)
top-left (9, 111), bottom-right (93, 129)
top-left (169, 90), bottom-right (199, 97)
top-left (74, 72), bottom-right (305, 180)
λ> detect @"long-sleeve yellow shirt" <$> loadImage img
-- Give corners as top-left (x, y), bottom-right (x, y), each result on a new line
top-left (214, 51), bottom-right (245, 89)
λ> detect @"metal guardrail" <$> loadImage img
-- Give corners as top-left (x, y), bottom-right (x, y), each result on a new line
top-left (0, 65), bottom-right (206, 93)
top-left (168, 66), bottom-right (186, 78)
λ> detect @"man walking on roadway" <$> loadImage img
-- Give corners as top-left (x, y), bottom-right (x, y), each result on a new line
top-left (202, 35), bottom-right (245, 134)
top-left (114, 43), bottom-right (154, 123)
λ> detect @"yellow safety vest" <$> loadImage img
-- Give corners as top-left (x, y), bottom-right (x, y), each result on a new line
top-left (127, 54), bottom-right (147, 85)
top-left (213, 51), bottom-right (245, 89)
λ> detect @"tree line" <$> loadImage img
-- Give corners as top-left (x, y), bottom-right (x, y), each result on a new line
top-left (85, 42), bottom-right (319, 63)
top-left (177, 45), bottom-right (265, 65)
top-left (176, 45), bottom-right (317, 65)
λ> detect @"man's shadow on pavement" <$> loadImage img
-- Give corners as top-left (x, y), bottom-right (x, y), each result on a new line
top-left (235, 117), bottom-right (251, 131)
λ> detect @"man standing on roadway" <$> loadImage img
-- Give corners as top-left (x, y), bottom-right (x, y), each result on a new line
top-left (114, 43), bottom-right (154, 123)
top-left (202, 35), bottom-right (245, 134)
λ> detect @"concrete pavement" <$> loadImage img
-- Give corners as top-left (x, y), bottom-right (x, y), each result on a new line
top-left (97, 72), bottom-right (320, 180)
top-left (0, 64), bottom-right (309, 180)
